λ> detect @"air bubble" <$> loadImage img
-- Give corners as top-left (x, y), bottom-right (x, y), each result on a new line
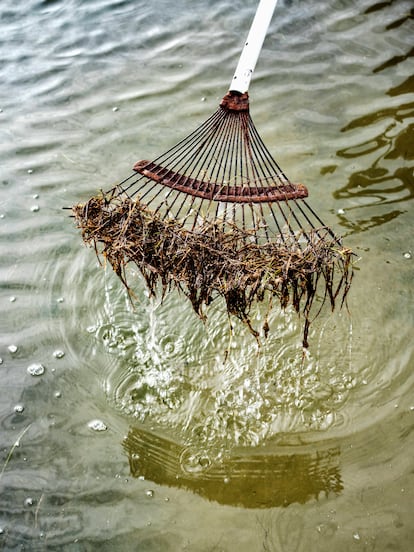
top-left (53, 350), bottom-right (65, 359)
top-left (54, 391), bottom-right (62, 398)
top-left (10, 296), bottom-right (16, 302)
top-left (27, 363), bottom-right (45, 376)
top-left (87, 419), bottom-right (107, 432)
top-left (24, 497), bottom-right (34, 507)
top-left (403, 251), bottom-right (411, 259)
top-left (14, 404), bottom-right (24, 413)
top-left (145, 489), bottom-right (154, 498)
top-left (30, 205), bottom-right (39, 212)
top-left (8, 345), bottom-right (18, 354)
top-left (180, 448), bottom-right (211, 474)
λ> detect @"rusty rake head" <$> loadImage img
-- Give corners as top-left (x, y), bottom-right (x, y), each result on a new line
top-left (109, 91), bottom-right (338, 249)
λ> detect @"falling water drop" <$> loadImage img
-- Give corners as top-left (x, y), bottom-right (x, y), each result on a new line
top-left (87, 419), bottom-right (107, 432)
top-left (27, 363), bottom-right (45, 376)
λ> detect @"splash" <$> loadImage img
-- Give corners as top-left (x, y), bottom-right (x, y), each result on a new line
top-left (98, 272), bottom-right (356, 453)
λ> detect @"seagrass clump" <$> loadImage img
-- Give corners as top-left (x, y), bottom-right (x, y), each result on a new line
top-left (72, 193), bottom-right (353, 347)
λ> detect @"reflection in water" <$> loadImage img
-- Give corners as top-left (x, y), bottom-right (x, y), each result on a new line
top-left (373, 46), bottom-right (414, 73)
top-left (323, 18), bottom-right (414, 235)
top-left (124, 426), bottom-right (342, 509)
top-left (364, 2), bottom-right (414, 31)
top-left (333, 96), bottom-right (413, 234)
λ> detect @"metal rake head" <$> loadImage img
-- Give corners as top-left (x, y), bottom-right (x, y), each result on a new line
top-left (110, 91), bottom-right (337, 249)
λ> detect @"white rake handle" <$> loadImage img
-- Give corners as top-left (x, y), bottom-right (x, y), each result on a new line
top-left (230, 0), bottom-right (278, 94)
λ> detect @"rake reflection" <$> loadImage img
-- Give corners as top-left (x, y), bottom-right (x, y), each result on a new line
top-left (124, 426), bottom-right (343, 509)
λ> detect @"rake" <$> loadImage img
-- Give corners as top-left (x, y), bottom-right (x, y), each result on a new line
top-left (73, 0), bottom-right (354, 347)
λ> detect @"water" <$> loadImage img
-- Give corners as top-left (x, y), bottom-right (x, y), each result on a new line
top-left (1, 0), bottom-right (413, 549)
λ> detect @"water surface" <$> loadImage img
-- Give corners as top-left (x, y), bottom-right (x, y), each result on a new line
top-left (1, 0), bottom-right (413, 550)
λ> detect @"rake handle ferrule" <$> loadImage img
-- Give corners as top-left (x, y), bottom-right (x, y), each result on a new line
top-left (220, 91), bottom-right (250, 112)
top-left (230, 0), bottom-right (278, 94)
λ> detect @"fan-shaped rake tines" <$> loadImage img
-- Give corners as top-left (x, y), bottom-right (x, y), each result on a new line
top-left (72, 91), bottom-right (354, 348)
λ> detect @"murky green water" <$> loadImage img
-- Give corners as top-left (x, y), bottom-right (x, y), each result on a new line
top-left (1, 0), bottom-right (413, 550)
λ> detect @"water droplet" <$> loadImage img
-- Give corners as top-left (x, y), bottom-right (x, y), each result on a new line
top-left (27, 169), bottom-right (33, 174)
top-left (353, 532), bottom-right (361, 541)
top-left (145, 489), bottom-right (154, 498)
top-left (27, 363), bottom-right (45, 376)
top-left (337, 208), bottom-right (345, 215)
top-left (8, 345), bottom-right (18, 354)
top-left (30, 205), bottom-right (39, 212)
top-left (0, 214), bottom-right (4, 219)
top-left (164, 497), bottom-right (170, 502)
top-left (10, 296), bottom-right (16, 302)
top-left (223, 477), bottom-right (230, 484)
top-left (24, 497), bottom-right (34, 507)
top-left (87, 419), bottom-right (107, 432)
top-left (0, 357), bottom-right (3, 364)
top-left (53, 350), bottom-right (65, 359)
top-left (56, 297), bottom-right (64, 303)
top-left (403, 251), bottom-right (411, 259)
top-left (54, 391), bottom-right (62, 398)
top-left (180, 449), bottom-right (211, 474)
top-left (201, 96), bottom-right (206, 102)
top-left (112, 106), bottom-right (119, 112)
top-left (14, 404), bottom-right (24, 413)
top-left (0, 527), bottom-right (4, 534)
top-left (198, 456), bottom-right (211, 469)
top-left (33, 193), bottom-right (39, 199)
